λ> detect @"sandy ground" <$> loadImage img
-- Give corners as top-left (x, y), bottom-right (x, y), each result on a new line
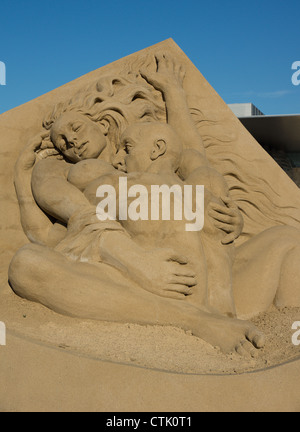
top-left (1, 282), bottom-right (299, 376)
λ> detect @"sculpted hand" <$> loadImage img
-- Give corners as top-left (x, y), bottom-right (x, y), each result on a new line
top-left (140, 53), bottom-right (186, 93)
top-left (209, 196), bottom-right (244, 245)
top-left (133, 248), bottom-right (197, 300)
top-left (15, 133), bottom-right (62, 173)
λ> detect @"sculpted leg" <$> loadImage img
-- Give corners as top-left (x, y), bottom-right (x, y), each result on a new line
top-left (274, 242), bottom-right (300, 308)
top-left (8, 243), bottom-right (205, 327)
top-left (233, 226), bottom-right (300, 319)
top-left (9, 243), bottom-right (265, 355)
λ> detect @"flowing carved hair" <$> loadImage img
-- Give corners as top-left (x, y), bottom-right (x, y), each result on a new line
top-left (42, 73), bottom-right (166, 154)
top-left (190, 107), bottom-right (300, 242)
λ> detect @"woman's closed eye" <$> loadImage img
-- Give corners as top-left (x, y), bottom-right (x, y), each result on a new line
top-left (125, 144), bottom-right (133, 154)
top-left (72, 123), bottom-right (82, 133)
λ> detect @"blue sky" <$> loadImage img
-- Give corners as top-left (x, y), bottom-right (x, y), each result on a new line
top-left (0, 0), bottom-right (299, 115)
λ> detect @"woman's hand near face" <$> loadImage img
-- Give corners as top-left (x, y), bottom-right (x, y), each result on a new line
top-left (14, 132), bottom-right (64, 246)
top-left (15, 132), bottom-right (61, 174)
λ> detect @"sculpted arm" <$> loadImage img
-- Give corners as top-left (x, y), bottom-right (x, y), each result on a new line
top-left (141, 53), bottom-right (207, 157)
top-left (14, 134), bottom-right (68, 246)
top-left (15, 162), bottom-right (54, 245)
top-left (31, 158), bottom-right (93, 223)
top-left (141, 55), bottom-right (244, 244)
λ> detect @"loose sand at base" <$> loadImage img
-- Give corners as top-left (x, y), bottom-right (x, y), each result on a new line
top-left (1, 283), bottom-right (299, 375)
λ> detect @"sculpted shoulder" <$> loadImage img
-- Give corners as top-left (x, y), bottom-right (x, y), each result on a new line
top-left (68, 159), bottom-right (115, 191)
top-left (177, 149), bottom-right (208, 180)
top-left (32, 158), bottom-right (71, 186)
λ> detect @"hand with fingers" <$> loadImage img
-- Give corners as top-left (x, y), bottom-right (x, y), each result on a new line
top-left (209, 196), bottom-right (244, 245)
top-left (134, 247), bottom-right (197, 300)
top-left (15, 132), bottom-right (62, 173)
top-left (140, 52), bottom-right (186, 93)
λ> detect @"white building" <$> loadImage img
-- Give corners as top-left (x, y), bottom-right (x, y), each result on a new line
top-left (228, 103), bottom-right (264, 117)
top-left (228, 103), bottom-right (300, 187)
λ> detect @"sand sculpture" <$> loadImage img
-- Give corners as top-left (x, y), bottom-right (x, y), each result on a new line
top-left (1, 41), bottom-right (300, 391)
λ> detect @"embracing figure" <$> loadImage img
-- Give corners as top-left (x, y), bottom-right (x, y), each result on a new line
top-left (9, 54), bottom-right (300, 357)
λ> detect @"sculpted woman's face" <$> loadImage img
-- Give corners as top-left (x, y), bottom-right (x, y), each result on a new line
top-left (50, 112), bottom-right (108, 163)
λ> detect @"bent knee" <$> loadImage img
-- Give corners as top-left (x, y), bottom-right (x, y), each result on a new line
top-left (277, 225), bottom-right (300, 238)
top-left (263, 226), bottom-right (300, 247)
top-left (8, 244), bottom-right (46, 298)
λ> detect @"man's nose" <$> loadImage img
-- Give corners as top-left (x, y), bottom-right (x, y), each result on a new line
top-left (113, 150), bottom-right (126, 171)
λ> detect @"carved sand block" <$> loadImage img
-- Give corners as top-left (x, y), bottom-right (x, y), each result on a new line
top-left (0, 39), bottom-right (300, 411)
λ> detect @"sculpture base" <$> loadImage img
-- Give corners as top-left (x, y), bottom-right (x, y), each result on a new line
top-left (1, 331), bottom-right (300, 412)
top-left (1, 285), bottom-right (300, 411)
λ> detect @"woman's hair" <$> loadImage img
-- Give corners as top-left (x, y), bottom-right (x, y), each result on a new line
top-left (190, 107), bottom-right (300, 241)
top-left (43, 73), bottom-right (166, 153)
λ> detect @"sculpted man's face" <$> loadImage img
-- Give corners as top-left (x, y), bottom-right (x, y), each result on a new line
top-left (115, 123), bottom-right (168, 173)
top-left (50, 112), bottom-right (107, 163)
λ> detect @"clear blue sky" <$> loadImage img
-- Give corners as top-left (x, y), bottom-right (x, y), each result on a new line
top-left (0, 0), bottom-right (299, 115)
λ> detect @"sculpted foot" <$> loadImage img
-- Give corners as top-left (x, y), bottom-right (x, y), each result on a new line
top-left (193, 315), bottom-right (265, 356)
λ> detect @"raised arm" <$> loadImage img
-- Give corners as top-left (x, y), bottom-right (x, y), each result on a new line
top-left (31, 157), bottom-right (93, 223)
top-left (140, 53), bottom-right (207, 157)
top-left (14, 133), bottom-right (67, 246)
top-left (141, 54), bottom-right (244, 244)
